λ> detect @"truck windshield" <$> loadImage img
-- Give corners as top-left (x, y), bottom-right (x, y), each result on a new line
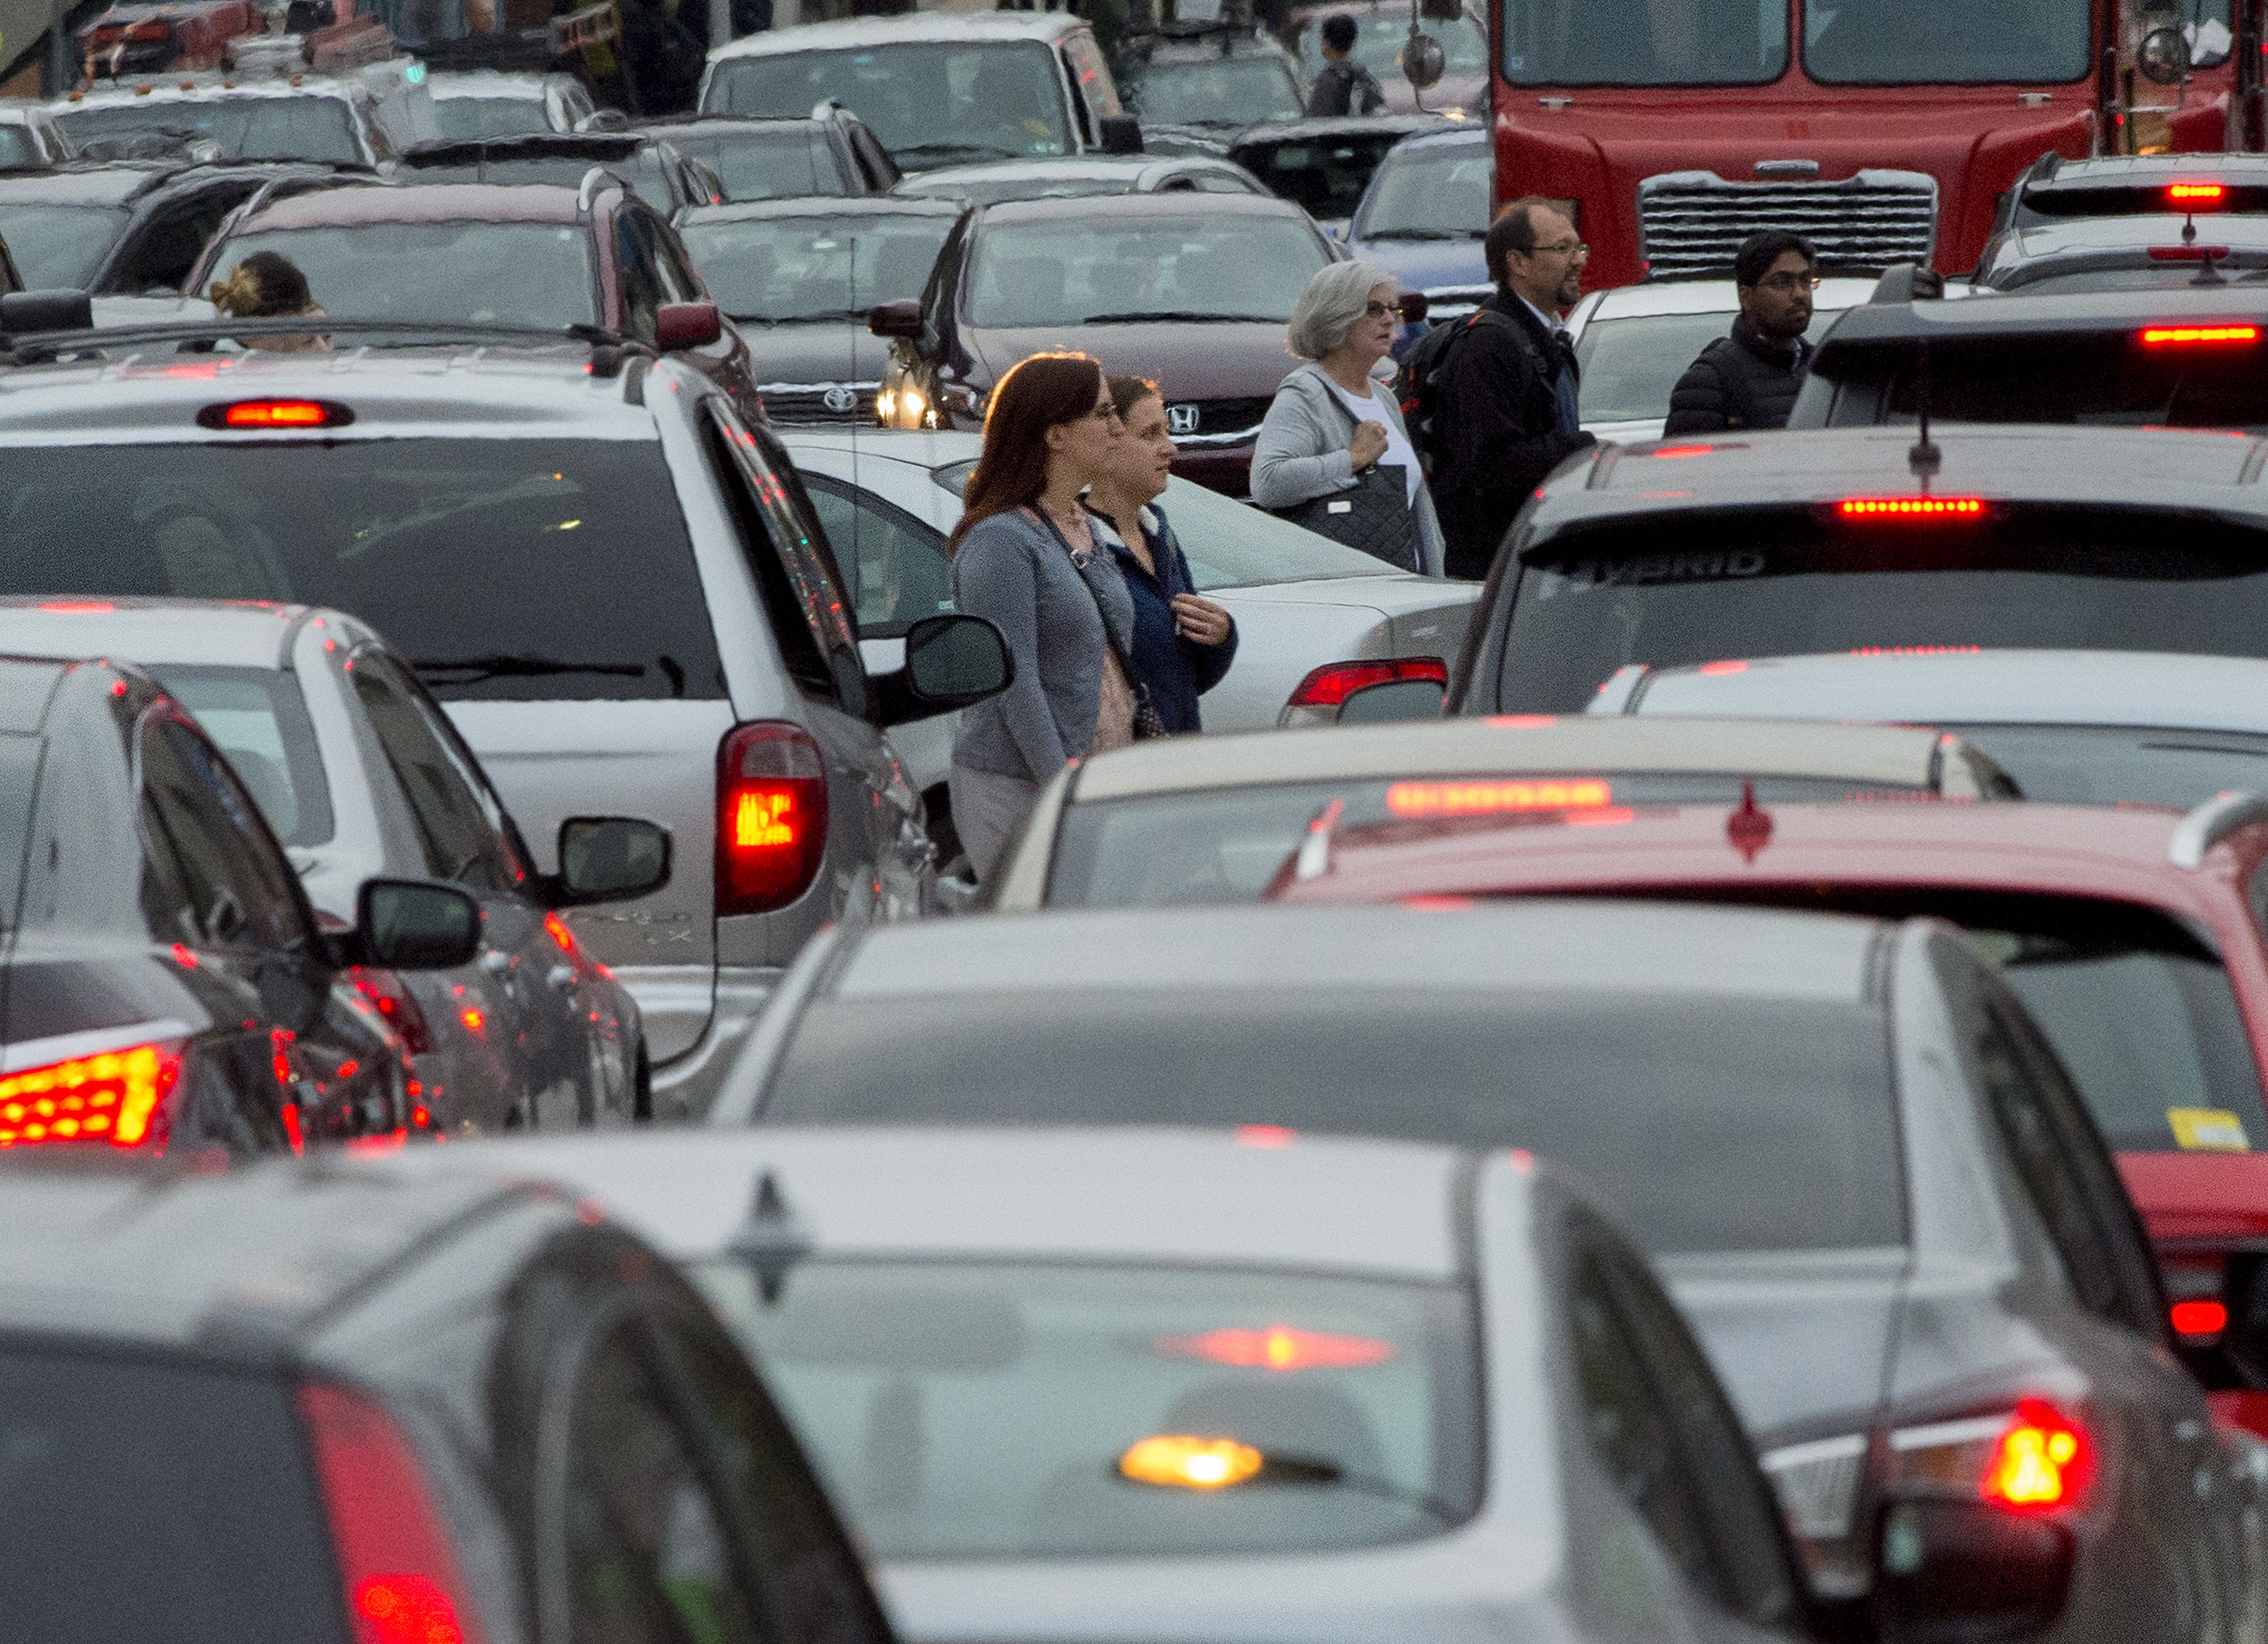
top-left (1803, 0), bottom-right (2092, 83)
top-left (1500, 0), bottom-right (1787, 84)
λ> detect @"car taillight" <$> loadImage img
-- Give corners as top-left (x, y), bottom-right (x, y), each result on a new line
top-left (2170, 182), bottom-right (2226, 204)
top-left (1154, 1325), bottom-right (1398, 1370)
top-left (299, 1382), bottom-right (487, 1644)
top-left (2140, 324), bottom-right (2261, 346)
top-left (1836, 497), bottom-right (1988, 519)
top-left (0, 1039), bottom-right (181, 1149)
top-left (1889, 1401), bottom-right (2094, 1516)
top-left (351, 969), bottom-right (433, 1055)
top-left (1280, 657), bottom-right (1447, 728)
top-left (197, 398), bottom-right (354, 429)
top-left (717, 721), bottom-right (828, 916)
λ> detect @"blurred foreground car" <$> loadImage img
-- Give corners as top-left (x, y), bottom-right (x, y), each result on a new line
top-left (402, 1124), bottom-right (1915, 1644)
top-left (710, 899), bottom-right (2268, 1629)
top-left (1976, 153), bottom-right (2268, 293)
top-left (1268, 790), bottom-right (2268, 1444)
top-left (0, 599), bottom-right (664, 1134)
top-left (980, 716), bottom-right (2017, 910)
top-left (0, 1152), bottom-right (894, 1644)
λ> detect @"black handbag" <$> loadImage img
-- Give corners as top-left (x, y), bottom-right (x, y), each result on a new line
top-left (1270, 390), bottom-right (1423, 572)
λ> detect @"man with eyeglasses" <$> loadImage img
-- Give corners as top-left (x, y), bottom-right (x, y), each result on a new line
top-left (1416, 196), bottom-right (1597, 580)
top-left (1662, 231), bottom-right (1819, 437)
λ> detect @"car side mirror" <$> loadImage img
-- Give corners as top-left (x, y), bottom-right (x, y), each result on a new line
top-left (656, 301), bottom-right (721, 350)
top-left (551, 816), bottom-right (673, 907)
top-left (1339, 676), bottom-right (1447, 723)
top-left (339, 879), bottom-right (482, 971)
top-left (1870, 1499), bottom-right (2075, 1644)
top-left (869, 298), bottom-right (922, 339)
top-left (0, 289), bottom-right (94, 335)
top-left (1398, 290), bottom-right (1429, 324)
top-left (869, 613), bottom-right (1014, 727)
top-left (1099, 113), bottom-right (1144, 154)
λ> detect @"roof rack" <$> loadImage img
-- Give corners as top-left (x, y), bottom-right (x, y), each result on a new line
top-left (0, 315), bottom-right (646, 372)
top-left (2168, 790), bottom-right (2268, 868)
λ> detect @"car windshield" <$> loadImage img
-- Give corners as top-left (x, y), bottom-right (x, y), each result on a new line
top-left (154, 667), bottom-right (334, 846)
top-left (55, 95), bottom-right (362, 163)
top-left (680, 212), bottom-right (953, 320)
top-left (0, 203), bottom-right (128, 289)
top-left (670, 128), bottom-right (831, 199)
top-left (765, 990), bottom-right (1907, 1253)
top-left (430, 94), bottom-right (555, 140)
top-left (1803, 0), bottom-right (2091, 84)
top-left (1356, 142), bottom-right (1489, 239)
top-left (1577, 305), bottom-right (1851, 424)
top-left (1129, 57), bottom-right (1304, 127)
top-left (706, 42), bottom-right (1071, 164)
top-left (1232, 131), bottom-right (1410, 221)
top-left (208, 222), bottom-right (597, 328)
top-left (1297, 10), bottom-right (1489, 79)
top-left (1499, 0), bottom-right (1786, 83)
top-left (1047, 773), bottom-right (1946, 908)
top-left (965, 211), bottom-right (1325, 326)
top-left (0, 440), bottom-right (724, 702)
top-left (693, 1259), bottom-right (1480, 1558)
top-left (0, 1346), bottom-right (344, 1644)
top-left (1494, 513), bottom-right (2268, 713)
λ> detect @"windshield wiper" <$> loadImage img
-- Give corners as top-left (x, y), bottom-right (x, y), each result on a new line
top-left (895, 140), bottom-right (1024, 164)
top-left (1079, 309), bottom-right (1284, 324)
top-left (412, 654), bottom-right (653, 683)
top-left (741, 307), bottom-right (876, 324)
top-left (1359, 227), bottom-right (1481, 241)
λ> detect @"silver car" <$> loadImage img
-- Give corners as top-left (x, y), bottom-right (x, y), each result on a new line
top-left (389, 1124), bottom-right (1833, 1644)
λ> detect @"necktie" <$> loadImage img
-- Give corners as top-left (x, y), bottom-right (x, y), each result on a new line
top-left (1548, 329), bottom-right (1581, 437)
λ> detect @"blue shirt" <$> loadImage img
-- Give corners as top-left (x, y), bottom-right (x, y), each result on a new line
top-left (1088, 502), bottom-right (1237, 735)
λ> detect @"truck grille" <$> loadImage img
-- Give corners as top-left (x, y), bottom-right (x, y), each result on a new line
top-left (1636, 169), bottom-right (1937, 280)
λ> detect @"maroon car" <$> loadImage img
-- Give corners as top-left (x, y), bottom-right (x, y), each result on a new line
top-left (870, 191), bottom-right (1336, 495)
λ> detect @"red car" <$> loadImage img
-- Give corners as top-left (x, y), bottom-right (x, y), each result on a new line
top-left (1273, 786), bottom-right (2268, 1436)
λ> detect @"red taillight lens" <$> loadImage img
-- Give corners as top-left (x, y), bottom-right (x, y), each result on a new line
top-left (198, 398), bottom-right (354, 430)
top-left (299, 1382), bottom-right (487, 1644)
top-left (2172, 1298), bottom-right (2229, 1338)
top-left (2148, 245), bottom-right (2233, 261)
top-left (1836, 498), bottom-right (1988, 519)
top-left (1286, 657), bottom-right (1447, 709)
top-left (1385, 777), bottom-right (1610, 816)
top-left (2170, 183), bottom-right (2226, 204)
top-left (351, 970), bottom-right (434, 1055)
top-left (0, 1040), bottom-right (180, 1149)
top-left (1981, 1401), bottom-right (2092, 1511)
top-left (2140, 324), bottom-right (2261, 346)
top-left (1155, 1325), bottom-right (1398, 1371)
top-left (717, 721), bottom-right (828, 916)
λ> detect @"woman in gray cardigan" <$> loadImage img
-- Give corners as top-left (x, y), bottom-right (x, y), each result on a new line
top-left (1249, 259), bottom-right (1448, 579)
top-left (948, 351), bottom-right (1139, 882)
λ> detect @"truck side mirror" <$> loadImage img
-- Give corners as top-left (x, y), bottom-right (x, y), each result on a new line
top-left (1871, 1498), bottom-right (2075, 1644)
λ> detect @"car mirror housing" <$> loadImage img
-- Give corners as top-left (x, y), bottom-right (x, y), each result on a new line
top-left (0, 289), bottom-right (93, 335)
top-left (869, 299), bottom-right (922, 339)
top-left (550, 816), bottom-right (673, 907)
top-left (869, 613), bottom-right (1014, 727)
top-left (656, 301), bottom-right (722, 350)
top-left (1870, 1498), bottom-right (2075, 1644)
top-left (1338, 676), bottom-right (1447, 724)
top-left (337, 879), bottom-right (482, 972)
top-left (1099, 113), bottom-right (1144, 155)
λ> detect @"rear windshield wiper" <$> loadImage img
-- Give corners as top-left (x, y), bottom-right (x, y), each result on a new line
top-left (1079, 310), bottom-right (1284, 324)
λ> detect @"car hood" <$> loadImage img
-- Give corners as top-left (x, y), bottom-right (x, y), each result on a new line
top-left (1346, 235), bottom-right (1489, 292)
top-left (962, 320), bottom-right (1297, 398)
top-left (738, 320), bottom-right (893, 388)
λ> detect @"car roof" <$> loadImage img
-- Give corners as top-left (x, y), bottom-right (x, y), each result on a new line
top-left (424, 72), bottom-right (559, 99)
top-left (1584, 276), bottom-right (1877, 319)
top-left (906, 155), bottom-right (1187, 183)
top-left (1232, 113), bottom-right (1454, 143)
top-left (387, 1125), bottom-right (1486, 1279)
top-left (1064, 715), bottom-right (1995, 801)
top-left (710, 9), bottom-right (1088, 58)
top-left (0, 598), bottom-right (338, 670)
top-left (0, 654), bottom-right (71, 732)
top-left (239, 180), bottom-right (583, 228)
top-left (2022, 153), bottom-right (2268, 191)
top-left (0, 161), bottom-right (172, 205)
top-left (680, 193), bottom-right (959, 225)
top-left (820, 898), bottom-right (1888, 1005)
top-left (975, 188), bottom-right (1310, 224)
top-left (55, 76), bottom-right (355, 108)
top-left (1619, 647), bottom-right (2268, 735)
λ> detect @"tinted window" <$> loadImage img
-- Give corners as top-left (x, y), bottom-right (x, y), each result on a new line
top-left (765, 992), bottom-right (1906, 1253)
top-left (1495, 515), bottom-right (2268, 713)
top-left (56, 95), bottom-right (363, 163)
top-left (1356, 143), bottom-right (1491, 241)
top-left (1231, 132), bottom-right (1410, 222)
top-left (431, 95), bottom-right (557, 139)
top-left (670, 128), bottom-right (830, 200)
top-left (157, 667), bottom-right (334, 847)
top-left (108, 190), bottom-right (246, 295)
top-left (350, 650), bottom-right (524, 893)
top-left (695, 1258), bottom-right (1480, 1557)
top-left (1804, 0), bottom-right (2088, 85)
top-left (802, 472), bottom-right (955, 636)
top-left (0, 203), bottom-right (128, 288)
top-left (706, 403), bottom-right (862, 706)
top-left (0, 441), bottom-right (725, 703)
top-left (679, 211), bottom-right (954, 320)
top-left (1854, 333), bottom-right (2268, 428)
top-left (616, 209), bottom-right (665, 340)
top-left (139, 715), bottom-right (312, 953)
top-left (0, 1348), bottom-right (342, 1644)
top-left (707, 42), bottom-right (1071, 166)
top-left (1499, 0), bottom-right (1784, 83)
top-left (211, 221), bottom-right (598, 328)
top-left (966, 211), bottom-right (1325, 326)
top-left (1127, 57), bottom-right (1303, 126)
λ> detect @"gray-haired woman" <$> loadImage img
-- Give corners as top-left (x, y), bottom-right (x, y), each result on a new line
top-left (1249, 259), bottom-right (1447, 577)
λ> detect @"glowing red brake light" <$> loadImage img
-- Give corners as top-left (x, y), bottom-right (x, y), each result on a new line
top-left (0, 1040), bottom-right (180, 1149)
top-left (1981, 1401), bottom-right (2092, 1511)
top-left (2140, 324), bottom-right (2261, 346)
top-left (717, 721), bottom-right (829, 915)
top-left (299, 1382), bottom-right (487, 1644)
top-left (2170, 183), bottom-right (2226, 203)
top-left (1155, 1325), bottom-right (1398, 1371)
top-left (1386, 777), bottom-right (1610, 816)
top-left (350, 970), bottom-right (434, 1055)
top-left (1837, 498), bottom-right (1987, 519)
top-left (1285, 657), bottom-right (1447, 709)
top-left (1650, 445), bottom-right (1714, 458)
top-left (2171, 1298), bottom-right (2229, 1338)
top-left (213, 399), bottom-right (342, 428)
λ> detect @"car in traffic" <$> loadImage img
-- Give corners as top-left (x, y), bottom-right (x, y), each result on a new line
top-left (1566, 275), bottom-right (1877, 442)
top-left (1592, 646), bottom-right (2268, 809)
top-left (980, 716), bottom-right (2018, 911)
top-left (1114, 22), bottom-right (1307, 135)
top-left (386, 1122), bottom-right (1880, 1644)
top-left (0, 322), bottom-right (1011, 1119)
top-left (636, 106), bottom-right (901, 201)
top-left (384, 129), bottom-right (723, 213)
top-left (1974, 151), bottom-right (2268, 293)
top-left (0, 598), bottom-right (664, 1134)
top-left (0, 102), bottom-right (75, 165)
top-left (0, 1150), bottom-right (895, 1644)
top-left (1280, 0), bottom-right (1490, 115)
top-left (870, 191), bottom-right (1337, 492)
top-left (1447, 425), bottom-right (2268, 716)
top-left (50, 65), bottom-right (435, 164)
top-left (892, 151), bottom-right (1266, 206)
top-left (1227, 112), bottom-right (1452, 234)
top-left (424, 68), bottom-right (596, 138)
top-left (699, 11), bottom-right (1139, 172)
top-left (676, 194), bottom-right (961, 425)
top-left (711, 896), bottom-right (2268, 1626)
top-left (1341, 123), bottom-right (1489, 324)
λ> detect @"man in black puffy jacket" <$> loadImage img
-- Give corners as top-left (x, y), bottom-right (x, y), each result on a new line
top-left (1662, 231), bottom-right (1818, 435)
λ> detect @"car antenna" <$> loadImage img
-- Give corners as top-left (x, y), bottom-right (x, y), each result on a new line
top-left (1908, 340), bottom-right (1940, 487)
top-left (725, 1170), bottom-right (813, 1305)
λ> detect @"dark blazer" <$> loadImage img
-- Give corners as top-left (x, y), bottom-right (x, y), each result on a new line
top-left (1089, 502), bottom-right (1236, 735)
top-left (1662, 315), bottom-right (1812, 435)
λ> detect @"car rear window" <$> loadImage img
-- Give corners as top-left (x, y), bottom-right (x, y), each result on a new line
top-left (0, 1346), bottom-right (343, 1644)
top-left (55, 95), bottom-right (362, 164)
top-left (680, 210), bottom-right (954, 320)
top-left (155, 667), bottom-right (334, 846)
top-left (673, 128), bottom-right (832, 200)
top-left (1127, 56), bottom-right (1304, 126)
top-left (431, 96), bottom-right (556, 140)
top-left (209, 222), bottom-right (599, 330)
top-left (0, 203), bottom-right (128, 289)
top-left (1230, 131), bottom-right (1409, 222)
top-left (1831, 331), bottom-right (2268, 428)
top-left (1494, 509), bottom-right (2268, 713)
top-left (1933, 722), bottom-right (2268, 809)
top-left (0, 439), bottom-right (724, 702)
top-left (765, 990), bottom-right (1906, 1253)
top-left (693, 1258), bottom-right (1480, 1558)
top-left (965, 212), bottom-right (1326, 327)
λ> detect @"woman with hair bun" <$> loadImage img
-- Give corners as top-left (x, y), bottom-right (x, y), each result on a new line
top-left (208, 251), bottom-right (328, 353)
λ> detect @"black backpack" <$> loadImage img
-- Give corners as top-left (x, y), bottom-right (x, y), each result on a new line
top-left (1395, 308), bottom-right (1543, 477)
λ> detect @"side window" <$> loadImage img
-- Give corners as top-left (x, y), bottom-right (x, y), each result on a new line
top-left (113, 191), bottom-right (236, 293)
top-left (647, 213), bottom-right (706, 303)
top-left (615, 206), bottom-right (665, 342)
top-left (137, 715), bottom-right (313, 954)
top-left (801, 473), bottom-right (956, 638)
top-left (348, 650), bottom-right (524, 894)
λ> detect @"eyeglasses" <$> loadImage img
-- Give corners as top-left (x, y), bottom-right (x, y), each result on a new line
top-left (1363, 299), bottom-right (1399, 320)
top-left (1534, 239), bottom-right (1588, 259)
top-left (1755, 272), bottom-right (1821, 293)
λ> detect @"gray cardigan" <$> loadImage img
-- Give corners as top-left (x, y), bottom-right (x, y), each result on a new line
top-left (1248, 360), bottom-right (1449, 578)
top-left (951, 505), bottom-right (1137, 783)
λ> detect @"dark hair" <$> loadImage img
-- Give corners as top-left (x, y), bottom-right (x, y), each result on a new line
top-left (1485, 196), bottom-right (1559, 287)
top-left (1107, 373), bottom-right (1160, 420)
top-left (1734, 230), bottom-right (1817, 288)
top-left (949, 352), bottom-right (1106, 555)
top-left (208, 250), bottom-right (313, 317)
top-left (1321, 13), bottom-right (1358, 51)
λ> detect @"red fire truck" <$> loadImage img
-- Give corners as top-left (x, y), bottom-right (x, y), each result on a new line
top-left (1490, 0), bottom-right (2264, 283)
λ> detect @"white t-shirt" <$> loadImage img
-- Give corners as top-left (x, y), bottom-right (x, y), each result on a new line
top-left (1329, 384), bottom-right (1422, 507)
